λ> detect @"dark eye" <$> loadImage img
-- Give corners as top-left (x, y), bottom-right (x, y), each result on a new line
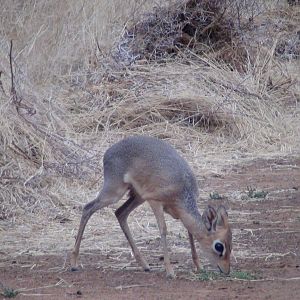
top-left (214, 242), bottom-right (224, 255)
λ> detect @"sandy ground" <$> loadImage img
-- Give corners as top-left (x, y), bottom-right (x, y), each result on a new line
top-left (1, 155), bottom-right (299, 299)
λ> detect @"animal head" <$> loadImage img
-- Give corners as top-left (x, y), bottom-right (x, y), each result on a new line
top-left (201, 205), bottom-right (232, 274)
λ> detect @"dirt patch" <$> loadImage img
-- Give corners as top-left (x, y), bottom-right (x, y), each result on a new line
top-left (1, 156), bottom-right (300, 299)
top-left (1, 254), bottom-right (299, 300)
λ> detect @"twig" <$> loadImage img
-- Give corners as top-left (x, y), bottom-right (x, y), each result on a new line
top-left (265, 251), bottom-right (296, 261)
top-left (229, 276), bottom-right (300, 282)
top-left (115, 283), bottom-right (155, 290)
top-left (10, 41), bottom-right (14, 93)
top-left (9, 40), bottom-right (37, 116)
top-left (95, 37), bottom-right (103, 56)
top-left (17, 278), bottom-right (70, 292)
top-left (9, 40), bottom-right (17, 102)
top-left (19, 293), bottom-right (54, 297)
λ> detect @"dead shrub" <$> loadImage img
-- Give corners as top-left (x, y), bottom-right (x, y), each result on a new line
top-left (115, 0), bottom-right (242, 64)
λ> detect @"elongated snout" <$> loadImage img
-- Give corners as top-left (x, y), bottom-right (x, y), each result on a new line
top-left (218, 261), bottom-right (230, 275)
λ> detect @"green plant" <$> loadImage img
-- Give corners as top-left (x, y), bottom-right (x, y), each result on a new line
top-left (1, 287), bottom-right (19, 298)
top-left (209, 191), bottom-right (223, 200)
top-left (194, 269), bottom-right (257, 281)
top-left (195, 269), bottom-right (222, 281)
top-left (246, 186), bottom-right (268, 198)
top-left (231, 270), bottom-right (257, 280)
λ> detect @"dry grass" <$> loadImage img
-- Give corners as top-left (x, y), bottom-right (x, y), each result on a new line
top-left (0, 0), bottom-right (299, 267)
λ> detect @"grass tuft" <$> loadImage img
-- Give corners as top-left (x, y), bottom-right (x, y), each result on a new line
top-left (195, 269), bottom-right (222, 281)
top-left (1, 287), bottom-right (19, 298)
top-left (230, 271), bottom-right (257, 280)
top-left (194, 269), bottom-right (257, 281)
top-left (246, 187), bottom-right (268, 199)
top-left (209, 191), bottom-right (224, 200)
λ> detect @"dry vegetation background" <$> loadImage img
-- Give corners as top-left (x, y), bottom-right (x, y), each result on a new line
top-left (0, 0), bottom-right (299, 264)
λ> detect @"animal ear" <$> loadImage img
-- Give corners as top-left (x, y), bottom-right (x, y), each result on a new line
top-left (202, 205), bottom-right (217, 231)
top-left (216, 205), bottom-right (229, 228)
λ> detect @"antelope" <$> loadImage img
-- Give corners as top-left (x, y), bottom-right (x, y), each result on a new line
top-left (71, 136), bottom-right (232, 278)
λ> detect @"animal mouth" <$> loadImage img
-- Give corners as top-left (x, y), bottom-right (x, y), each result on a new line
top-left (218, 264), bottom-right (230, 275)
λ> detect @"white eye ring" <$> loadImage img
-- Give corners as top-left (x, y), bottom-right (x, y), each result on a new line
top-left (212, 240), bottom-right (226, 256)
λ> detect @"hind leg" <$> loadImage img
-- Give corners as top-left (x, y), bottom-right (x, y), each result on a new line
top-left (71, 182), bottom-right (128, 271)
top-left (115, 190), bottom-right (149, 271)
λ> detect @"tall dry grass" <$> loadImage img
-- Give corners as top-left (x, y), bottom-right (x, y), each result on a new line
top-left (0, 0), bottom-right (299, 223)
top-left (0, 0), bottom-right (169, 220)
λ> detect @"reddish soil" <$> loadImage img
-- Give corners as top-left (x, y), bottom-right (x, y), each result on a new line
top-left (1, 156), bottom-right (300, 299)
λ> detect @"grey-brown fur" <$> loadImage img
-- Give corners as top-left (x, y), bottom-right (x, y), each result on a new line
top-left (71, 136), bottom-right (232, 278)
top-left (104, 136), bottom-right (200, 218)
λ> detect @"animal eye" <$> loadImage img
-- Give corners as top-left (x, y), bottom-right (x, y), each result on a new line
top-left (214, 242), bottom-right (224, 255)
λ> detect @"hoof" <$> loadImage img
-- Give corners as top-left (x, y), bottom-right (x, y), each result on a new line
top-left (70, 266), bottom-right (80, 272)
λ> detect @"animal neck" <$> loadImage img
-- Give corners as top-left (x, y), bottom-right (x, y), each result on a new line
top-left (179, 209), bottom-right (207, 242)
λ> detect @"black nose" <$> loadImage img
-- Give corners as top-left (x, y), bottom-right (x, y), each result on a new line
top-left (218, 265), bottom-right (230, 275)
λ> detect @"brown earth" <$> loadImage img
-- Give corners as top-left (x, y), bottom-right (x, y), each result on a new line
top-left (1, 156), bottom-right (300, 299)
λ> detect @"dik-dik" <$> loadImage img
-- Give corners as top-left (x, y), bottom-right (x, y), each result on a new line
top-left (71, 136), bottom-right (232, 278)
